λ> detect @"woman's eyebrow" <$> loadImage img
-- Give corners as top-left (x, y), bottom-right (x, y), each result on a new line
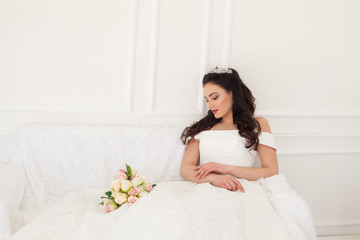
top-left (204, 92), bottom-right (218, 99)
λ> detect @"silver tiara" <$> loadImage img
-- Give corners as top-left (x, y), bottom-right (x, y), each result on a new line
top-left (208, 66), bottom-right (232, 74)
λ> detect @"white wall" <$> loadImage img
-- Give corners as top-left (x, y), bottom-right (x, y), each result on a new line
top-left (1, 0), bottom-right (359, 236)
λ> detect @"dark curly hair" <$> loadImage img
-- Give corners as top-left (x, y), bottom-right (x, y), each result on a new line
top-left (180, 68), bottom-right (261, 151)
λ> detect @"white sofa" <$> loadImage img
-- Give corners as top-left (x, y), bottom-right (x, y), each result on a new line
top-left (0, 124), bottom-right (187, 240)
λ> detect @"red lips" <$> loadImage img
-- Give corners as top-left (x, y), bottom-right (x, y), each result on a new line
top-left (212, 109), bottom-right (218, 114)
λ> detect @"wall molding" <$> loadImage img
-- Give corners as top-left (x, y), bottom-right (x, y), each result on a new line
top-left (148, 0), bottom-right (211, 116)
top-left (127, 0), bottom-right (139, 114)
top-left (258, 111), bottom-right (360, 118)
top-left (315, 221), bottom-right (360, 236)
top-left (274, 132), bottom-right (360, 137)
top-left (0, 125), bottom-right (358, 137)
top-left (199, 0), bottom-right (212, 115)
top-left (0, 0), bottom-right (139, 115)
top-left (0, 105), bottom-right (131, 114)
top-left (222, 0), bottom-right (233, 67)
top-left (278, 150), bottom-right (360, 156)
top-left (147, 0), bottom-right (160, 115)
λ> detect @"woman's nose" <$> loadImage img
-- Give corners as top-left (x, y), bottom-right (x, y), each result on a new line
top-left (208, 101), bottom-right (214, 109)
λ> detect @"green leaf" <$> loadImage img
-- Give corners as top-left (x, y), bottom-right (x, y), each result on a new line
top-left (152, 184), bottom-right (157, 188)
top-left (101, 196), bottom-right (112, 199)
top-left (105, 191), bottom-right (112, 197)
top-left (125, 163), bottom-right (132, 177)
top-left (99, 202), bottom-right (104, 205)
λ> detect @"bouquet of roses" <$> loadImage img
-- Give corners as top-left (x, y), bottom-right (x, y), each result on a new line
top-left (99, 163), bottom-right (156, 212)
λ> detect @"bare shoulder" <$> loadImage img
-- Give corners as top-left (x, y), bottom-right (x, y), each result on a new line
top-left (255, 116), bottom-right (272, 133)
top-left (187, 137), bottom-right (199, 145)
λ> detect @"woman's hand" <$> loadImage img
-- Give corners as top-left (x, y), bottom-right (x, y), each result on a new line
top-left (208, 174), bottom-right (245, 192)
top-left (194, 161), bottom-right (230, 179)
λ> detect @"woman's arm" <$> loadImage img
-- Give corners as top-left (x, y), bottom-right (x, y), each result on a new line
top-left (227, 144), bottom-right (279, 181)
top-left (180, 138), bottom-right (217, 183)
top-left (229, 117), bottom-right (279, 181)
top-left (180, 138), bottom-right (245, 192)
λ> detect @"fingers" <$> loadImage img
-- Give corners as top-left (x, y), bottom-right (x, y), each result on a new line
top-left (194, 163), bottom-right (209, 171)
top-left (200, 168), bottom-right (208, 179)
top-left (201, 168), bottom-right (212, 179)
top-left (229, 181), bottom-right (237, 191)
top-left (194, 167), bottom-right (212, 179)
top-left (228, 178), bottom-right (245, 192)
top-left (194, 167), bottom-right (203, 177)
top-left (224, 181), bottom-right (236, 191)
top-left (220, 184), bottom-right (228, 190)
top-left (235, 180), bottom-right (245, 193)
top-left (194, 163), bottom-right (212, 175)
top-left (200, 170), bottom-right (208, 179)
top-left (223, 181), bottom-right (231, 190)
top-left (196, 168), bottom-right (206, 179)
top-left (194, 169), bottom-right (200, 177)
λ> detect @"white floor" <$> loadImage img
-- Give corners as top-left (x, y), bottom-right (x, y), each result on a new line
top-left (318, 235), bottom-right (360, 240)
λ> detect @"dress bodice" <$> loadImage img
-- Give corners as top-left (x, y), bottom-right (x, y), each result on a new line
top-left (194, 130), bottom-right (277, 168)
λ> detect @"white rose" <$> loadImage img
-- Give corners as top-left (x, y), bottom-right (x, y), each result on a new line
top-left (137, 185), bottom-right (144, 193)
top-left (111, 179), bottom-right (122, 191)
top-left (120, 180), bottom-right (132, 192)
top-left (111, 190), bottom-right (120, 198)
top-left (137, 174), bottom-right (146, 183)
top-left (131, 168), bottom-right (138, 177)
top-left (130, 177), bottom-right (142, 187)
top-left (138, 191), bottom-right (148, 198)
top-left (115, 193), bottom-right (128, 205)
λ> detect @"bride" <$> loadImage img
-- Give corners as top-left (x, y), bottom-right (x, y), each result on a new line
top-left (8, 67), bottom-right (317, 240)
top-left (181, 66), bottom-right (279, 188)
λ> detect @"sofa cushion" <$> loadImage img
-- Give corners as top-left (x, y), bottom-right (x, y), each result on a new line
top-left (0, 125), bottom-right (187, 214)
top-left (0, 163), bottom-right (26, 240)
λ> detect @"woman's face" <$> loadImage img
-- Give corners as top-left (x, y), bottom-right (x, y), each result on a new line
top-left (203, 82), bottom-right (233, 119)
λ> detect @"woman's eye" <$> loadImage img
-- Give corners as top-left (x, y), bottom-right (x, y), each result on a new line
top-left (205, 96), bottom-right (218, 102)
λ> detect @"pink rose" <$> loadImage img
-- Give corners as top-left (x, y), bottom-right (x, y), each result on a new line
top-left (142, 182), bottom-right (153, 192)
top-left (117, 170), bottom-right (128, 180)
top-left (103, 199), bottom-right (118, 213)
top-left (105, 205), bottom-right (110, 212)
top-left (127, 196), bottom-right (138, 204)
top-left (128, 187), bottom-right (139, 196)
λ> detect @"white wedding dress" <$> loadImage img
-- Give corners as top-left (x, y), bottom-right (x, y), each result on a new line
top-left (8, 130), bottom-right (317, 240)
